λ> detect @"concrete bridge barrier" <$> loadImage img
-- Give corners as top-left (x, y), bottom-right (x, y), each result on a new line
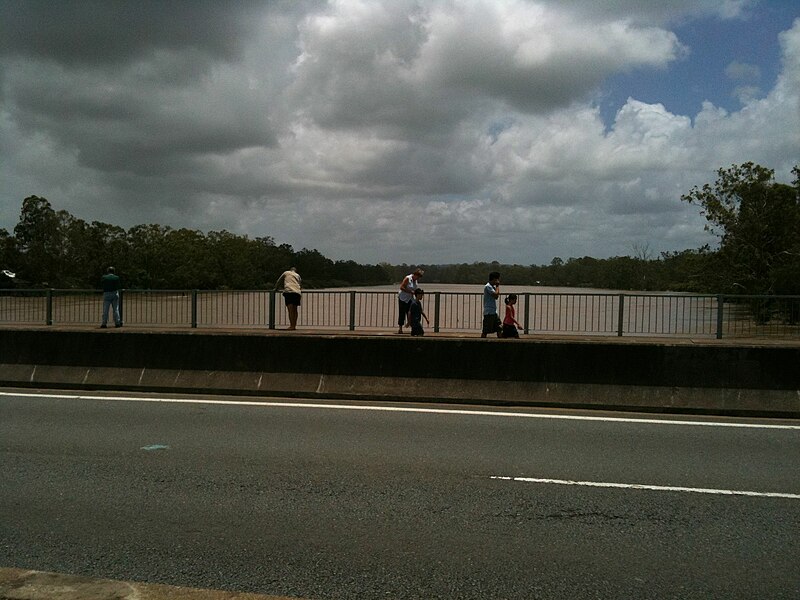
top-left (0, 328), bottom-right (798, 417)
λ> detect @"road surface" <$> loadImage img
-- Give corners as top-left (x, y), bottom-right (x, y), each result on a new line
top-left (1, 389), bottom-right (799, 599)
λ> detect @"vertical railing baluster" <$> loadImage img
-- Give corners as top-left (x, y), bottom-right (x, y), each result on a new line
top-left (268, 291), bottom-right (276, 329)
top-left (46, 289), bottom-right (53, 325)
top-left (349, 291), bottom-right (356, 331)
top-left (433, 292), bottom-right (440, 333)
top-left (523, 293), bottom-right (530, 335)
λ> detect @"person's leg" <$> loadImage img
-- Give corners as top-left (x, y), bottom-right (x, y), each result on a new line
top-left (287, 303), bottom-right (298, 329)
top-left (398, 300), bottom-right (409, 333)
top-left (111, 294), bottom-right (121, 327)
top-left (101, 293), bottom-right (111, 327)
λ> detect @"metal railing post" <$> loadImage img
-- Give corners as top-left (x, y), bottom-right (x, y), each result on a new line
top-left (523, 293), bottom-right (530, 335)
top-left (268, 291), bottom-right (276, 329)
top-left (349, 291), bottom-right (356, 331)
top-left (617, 294), bottom-right (625, 337)
top-left (433, 292), bottom-right (440, 333)
top-left (191, 290), bottom-right (198, 328)
top-left (46, 289), bottom-right (53, 325)
top-left (716, 294), bottom-right (724, 339)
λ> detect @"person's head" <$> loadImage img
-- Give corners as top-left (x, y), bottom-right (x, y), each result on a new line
top-left (505, 294), bottom-right (517, 305)
top-left (107, 266), bottom-right (115, 274)
top-left (488, 271), bottom-right (500, 284)
top-left (289, 266), bottom-right (297, 272)
top-left (413, 268), bottom-right (424, 279)
top-left (414, 288), bottom-right (424, 300)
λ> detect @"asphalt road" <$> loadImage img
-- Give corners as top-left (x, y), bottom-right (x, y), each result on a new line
top-left (1, 389), bottom-right (799, 599)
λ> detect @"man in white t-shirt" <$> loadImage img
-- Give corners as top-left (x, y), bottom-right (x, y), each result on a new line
top-left (275, 267), bottom-right (302, 330)
top-left (481, 271), bottom-right (502, 338)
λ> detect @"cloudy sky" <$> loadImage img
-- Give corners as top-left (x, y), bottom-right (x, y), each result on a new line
top-left (1, 0), bottom-right (798, 265)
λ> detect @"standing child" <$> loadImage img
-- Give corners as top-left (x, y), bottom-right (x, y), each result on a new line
top-left (409, 288), bottom-right (429, 336)
top-left (502, 294), bottom-right (522, 338)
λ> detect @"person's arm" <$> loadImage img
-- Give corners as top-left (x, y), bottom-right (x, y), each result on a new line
top-left (274, 273), bottom-right (284, 291)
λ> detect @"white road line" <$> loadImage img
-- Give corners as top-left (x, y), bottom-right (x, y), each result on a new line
top-left (490, 476), bottom-right (800, 499)
top-left (1, 390), bottom-right (799, 430)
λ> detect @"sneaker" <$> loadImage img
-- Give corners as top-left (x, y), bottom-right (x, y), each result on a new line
top-left (100, 324), bottom-right (107, 329)
top-left (115, 323), bottom-right (123, 328)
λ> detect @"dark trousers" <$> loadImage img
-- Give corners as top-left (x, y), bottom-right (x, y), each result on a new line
top-left (398, 299), bottom-right (412, 326)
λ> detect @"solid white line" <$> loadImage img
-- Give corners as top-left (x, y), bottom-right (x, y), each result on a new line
top-left (1, 390), bottom-right (799, 430)
top-left (490, 476), bottom-right (800, 499)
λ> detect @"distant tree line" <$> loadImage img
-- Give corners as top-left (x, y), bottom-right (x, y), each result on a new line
top-left (1, 163), bottom-right (797, 294)
top-left (385, 248), bottom-right (715, 292)
top-left (1, 196), bottom-right (391, 289)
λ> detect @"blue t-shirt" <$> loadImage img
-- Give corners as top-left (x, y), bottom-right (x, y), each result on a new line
top-left (483, 282), bottom-right (498, 315)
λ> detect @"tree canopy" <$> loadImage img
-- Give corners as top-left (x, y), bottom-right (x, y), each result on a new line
top-left (682, 163), bottom-right (800, 294)
top-left (1, 196), bottom-right (391, 289)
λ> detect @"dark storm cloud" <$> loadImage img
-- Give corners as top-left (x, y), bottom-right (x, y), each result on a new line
top-left (5, 58), bottom-right (278, 175)
top-left (0, 1), bottom-right (283, 176)
top-left (0, 0), bottom-right (264, 65)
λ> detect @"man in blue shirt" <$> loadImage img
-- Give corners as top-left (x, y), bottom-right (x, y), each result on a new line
top-left (481, 271), bottom-right (501, 338)
top-left (100, 266), bottom-right (122, 328)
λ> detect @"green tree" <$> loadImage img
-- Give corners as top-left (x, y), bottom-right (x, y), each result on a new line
top-left (0, 229), bottom-right (20, 276)
top-left (682, 162), bottom-right (800, 294)
top-left (125, 224), bottom-right (172, 288)
top-left (85, 221), bottom-right (128, 287)
top-left (658, 247), bottom-right (714, 292)
top-left (294, 248), bottom-right (334, 287)
top-left (13, 196), bottom-right (63, 285)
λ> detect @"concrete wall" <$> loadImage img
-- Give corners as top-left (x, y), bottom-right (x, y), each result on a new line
top-left (1, 329), bottom-right (798, 416)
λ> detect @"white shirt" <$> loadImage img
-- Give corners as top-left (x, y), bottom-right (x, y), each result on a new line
top-left (398, 274), bottom-right (418, 302)
top-left (280, 270), bottom-right (302, 294)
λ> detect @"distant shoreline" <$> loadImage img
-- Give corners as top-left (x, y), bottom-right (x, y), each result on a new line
top-left (318, 283), bottom-right (689, 295)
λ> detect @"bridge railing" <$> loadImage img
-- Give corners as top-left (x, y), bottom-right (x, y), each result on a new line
top-left (0, 289), bottom-right (798, 339)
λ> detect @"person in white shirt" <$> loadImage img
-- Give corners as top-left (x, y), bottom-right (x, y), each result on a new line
top-left (275, 267), bottom-right (302, 330)
top-left (397, 268), bottom-right (424, 334)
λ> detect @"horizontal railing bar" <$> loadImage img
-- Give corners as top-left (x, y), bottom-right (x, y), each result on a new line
top-left (0, 289), bottom-right (797, 339)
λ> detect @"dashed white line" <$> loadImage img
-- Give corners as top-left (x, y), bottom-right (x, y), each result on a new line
top-left (490, 476), bottom-right (800, 499)
top-left (1, 390), bottom-right (799, 430)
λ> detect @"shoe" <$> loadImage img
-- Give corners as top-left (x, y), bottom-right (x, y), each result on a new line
top-left (100, 325), bottom-right (107, 329)
top-left (115, 323), bottom-right (123, 328)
